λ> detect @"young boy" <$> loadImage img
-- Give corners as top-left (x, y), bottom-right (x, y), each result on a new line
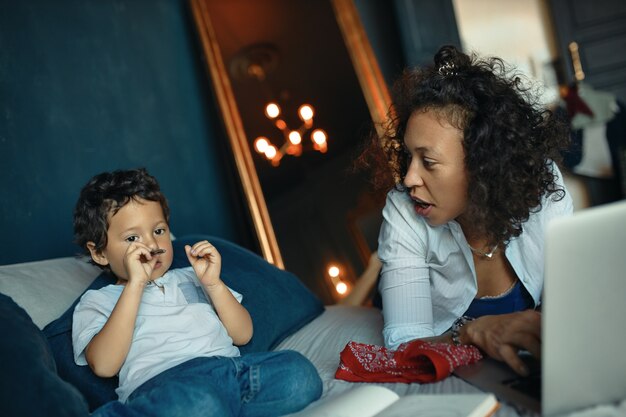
top-left (72, 168), bottom-right (322, 417)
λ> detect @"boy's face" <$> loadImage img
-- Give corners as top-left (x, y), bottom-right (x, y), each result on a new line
top-left (88, 198), bottom-right (174, 282)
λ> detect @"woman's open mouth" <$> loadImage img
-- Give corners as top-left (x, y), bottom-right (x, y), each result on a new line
top-left (412, 198), bottom-right (433, 217)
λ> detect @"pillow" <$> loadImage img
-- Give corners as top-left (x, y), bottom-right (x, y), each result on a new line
top-left (0, 256), bottom-right (101, 329)
top-left (0, 293), bottom-right (89, 417)
top-left (43, 235), bottom-right (323, 409)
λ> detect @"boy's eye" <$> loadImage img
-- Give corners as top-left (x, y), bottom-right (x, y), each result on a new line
top-left (155, 228), bottom-right (166, 236)
top-left (125, 235), bottom-right (139, 243)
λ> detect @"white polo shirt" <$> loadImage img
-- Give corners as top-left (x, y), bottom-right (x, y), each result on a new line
top-left (72, 267), bottom-right (241, 402)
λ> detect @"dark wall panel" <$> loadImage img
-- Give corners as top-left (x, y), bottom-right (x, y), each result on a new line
top-left (550, 0), bottom-right (626, 102)
top-left (0, 0), bottom-right (253, 265)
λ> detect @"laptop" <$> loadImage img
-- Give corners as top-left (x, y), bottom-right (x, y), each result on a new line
top-left (454, 200), bottom-right (626, 416)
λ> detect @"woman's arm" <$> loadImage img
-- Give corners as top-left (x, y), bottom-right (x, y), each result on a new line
top-left (378, 191), bottom-right (435, 348)
top-left (338, 252), bottom-right (382, 306)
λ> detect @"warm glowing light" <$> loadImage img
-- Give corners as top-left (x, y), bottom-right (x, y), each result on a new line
top-left (264, 145), bottom-right (277, 159)
top-left (256, 99), bottom-right (325, 166)
top-left (265, 103), bottom-right (281, 119)
top-left (288, 131), bottom-right (302, 145)
top-left (311, 129), bottom-right (327, 145)
top-left (328, 265), bottom-right (340, 278)
top-left (298, 104), bottom-right (314, 122)
top-left (286, 144), bottom-right (302, 156)
top-left (336, 281), bottom-right (348, 295)
top-left (254, 137), bottom-right (269, 153)
top-left (275, 119), bottom-right (287, 130)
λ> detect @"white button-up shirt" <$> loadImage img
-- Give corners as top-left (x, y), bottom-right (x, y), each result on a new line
top-left (377, 166), bottom-right (573, 349)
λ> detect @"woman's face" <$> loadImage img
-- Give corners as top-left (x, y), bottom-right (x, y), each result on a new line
top-left (402, 109), bottom-right (469, 226)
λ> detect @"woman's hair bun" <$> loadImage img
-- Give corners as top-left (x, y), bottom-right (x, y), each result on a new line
top-left (434, 45), bottom-right (471, 74)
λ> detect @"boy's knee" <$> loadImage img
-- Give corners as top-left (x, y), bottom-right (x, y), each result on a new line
top-left (280, 351), bottom-right (323, 403)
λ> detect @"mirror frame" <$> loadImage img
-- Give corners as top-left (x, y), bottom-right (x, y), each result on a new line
top-left (189, 0), bottom-right (390, 266)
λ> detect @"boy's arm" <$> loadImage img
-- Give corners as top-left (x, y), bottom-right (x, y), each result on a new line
top-left (185, 241), bottom-right (253, 345)
top-left (205, 281), bottom-right (253, 345)
top-left (85, 244), bottom-right (156, 377)
top-left (85, 282), bottom-right (144, 377)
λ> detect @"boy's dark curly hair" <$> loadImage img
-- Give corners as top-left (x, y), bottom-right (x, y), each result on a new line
top-left (360, 45), bottom-right (569, 247)
top-left (73, 168), bottom-right (170, 266)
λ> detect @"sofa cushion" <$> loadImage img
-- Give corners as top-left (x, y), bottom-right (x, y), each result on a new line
top-left (0, 293), bottom-right (89, 417)
top-left (43, 235), bottom-right (323, 409)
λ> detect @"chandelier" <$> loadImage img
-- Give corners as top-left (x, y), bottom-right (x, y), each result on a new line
top-left (253, 102), bottom-right (327, 166)
top-left (229, 43), bottom-right (328, 167)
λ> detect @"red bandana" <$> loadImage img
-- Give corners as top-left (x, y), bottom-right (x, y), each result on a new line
top-left (335, 340), bottom-right (482, 383)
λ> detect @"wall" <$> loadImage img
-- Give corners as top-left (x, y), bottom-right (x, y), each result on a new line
top-left (0, 0), bottom-right (255, 265)
top-left (453, 0), bottom-right (560, 105)
top-left (355, 0), bottom-right (461, 84)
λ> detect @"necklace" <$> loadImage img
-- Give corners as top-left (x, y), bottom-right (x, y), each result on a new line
top-left (468, 243), bottom-right (498, 259)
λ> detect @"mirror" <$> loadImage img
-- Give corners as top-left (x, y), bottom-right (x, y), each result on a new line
top-left (190, 0), bottom-right (389, 304)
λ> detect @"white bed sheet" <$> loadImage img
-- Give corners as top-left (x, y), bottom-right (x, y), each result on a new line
top-left (275, 305), bottom-right (528, 417)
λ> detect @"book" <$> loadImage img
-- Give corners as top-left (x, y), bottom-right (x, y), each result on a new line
top-left (299, 385), bottom-right (500, 417)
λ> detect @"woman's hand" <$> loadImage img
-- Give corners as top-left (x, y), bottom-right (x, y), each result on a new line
top-left (464, 310), bottom-right (541, 375)
top-left (185, 240), bottom-right (222, 288)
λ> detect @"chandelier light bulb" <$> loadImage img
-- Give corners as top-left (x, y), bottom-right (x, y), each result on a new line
top-left (264, 145), bottom-right (278, 159)
top-left (257, 98), bottom-right (325, 166)
top-left (311, 129), bottom-right (327, 145)
top-left (265, 103), bottom-right (281, 119)
top-left (335, 281), bottom-right (348, 295)
top-left (254, 137), bottom-right (269, 153)
top-left (328, 265), bottom-right (340, 278)
top-left (298, 104), bottom-right (314, 122)
top-left (288, 131), bottom-right (302, 145)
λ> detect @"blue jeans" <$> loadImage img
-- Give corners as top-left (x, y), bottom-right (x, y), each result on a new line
top-left (92, 350), bottom-right (322, 417)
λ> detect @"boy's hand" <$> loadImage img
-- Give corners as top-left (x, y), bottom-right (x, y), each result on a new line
top-left (185, 241), bottom-right (222, 288)
top-left (123, 243), bottom-right (158, 285)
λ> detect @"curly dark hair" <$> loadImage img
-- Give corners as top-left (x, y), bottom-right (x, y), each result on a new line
top-left (360, 45), bottom-right (569, 247)
top-left (73, 168), bottom-right (170, 266)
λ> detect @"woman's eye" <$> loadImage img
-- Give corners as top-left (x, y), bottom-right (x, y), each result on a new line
top-left (125, 236), bottom-right (139, 243)
top-left (423, 158), bottom-right (436, 168)
top-left (155, 228), bottom-right (166, 236)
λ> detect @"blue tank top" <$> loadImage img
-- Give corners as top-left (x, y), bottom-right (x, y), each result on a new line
top-left (463, 280), bottom-right (535, 318)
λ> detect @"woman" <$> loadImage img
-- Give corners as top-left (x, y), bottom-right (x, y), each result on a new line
top-left (365, 45), bottom-right (573, 376)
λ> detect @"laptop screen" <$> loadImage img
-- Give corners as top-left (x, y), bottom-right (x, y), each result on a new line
top-left (542, 200), bottom-right (626, 416)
